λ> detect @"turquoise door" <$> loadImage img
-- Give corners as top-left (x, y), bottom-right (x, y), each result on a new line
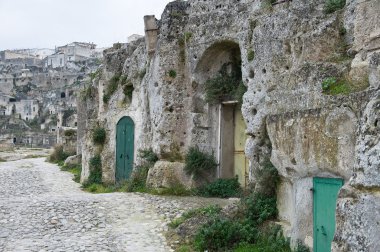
top-left (313, 177), bottom-right (344, 252)
top-left (116, 117), bottom-right (134, 182)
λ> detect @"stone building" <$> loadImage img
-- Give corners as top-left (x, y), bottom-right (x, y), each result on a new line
top-left (4, 99), bottom-right (39, 121)
top-left (78, 0), bottom-right (380, 251)
top-left (45, 42), bottom-right (97, 69)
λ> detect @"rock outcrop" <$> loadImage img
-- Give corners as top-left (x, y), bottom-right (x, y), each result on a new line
top-left (78, 0), bottom-right (380, 250)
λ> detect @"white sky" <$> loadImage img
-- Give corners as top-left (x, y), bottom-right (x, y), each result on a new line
top-left (0, 0), bottom-right (171, 50)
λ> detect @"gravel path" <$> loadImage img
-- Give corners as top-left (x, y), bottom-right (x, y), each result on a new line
top-left (0, 158), bottom-right (233, 252)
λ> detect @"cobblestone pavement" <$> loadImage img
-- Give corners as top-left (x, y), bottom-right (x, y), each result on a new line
top-left (0, 158), bottom-right (232, 252)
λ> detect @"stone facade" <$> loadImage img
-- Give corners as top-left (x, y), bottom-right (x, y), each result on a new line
top-left (78, 0), bottom-right (380, 250)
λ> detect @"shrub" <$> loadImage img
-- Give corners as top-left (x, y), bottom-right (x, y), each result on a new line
top-left (103, 73), bottom-right (120, 104)
top-left (49, 145), bottom-right (70, 163)
top-left (247, 49), bottom-right (255, 62)
top-left (184, 146), bottom-right (217, 179)
top-left (85, 155), bottom-right (102, 185)
top-left (324, 0), bottom-right (346, 14)
top-left (197, 177), bottom-right (242, 198)
top-left (194, 219), bottom-right (256, 251)
top-left (126, 148), bottom-right (158, 192)
top-left (254, 158), bottom-right (280, 196)
top-left (204, 64), bottom-right (243, 104)
top-left (234, 82), bottom-right (247, 105)
top-left (92, 127), bottom-right (106, 145)
top-left (244, 193), bottom-right (278, 226)
top-left (127, 163), bottom-right (150, 192)
top-left (234, 225), bottom-right (291, 252)
top-left (295, 241), bottom-right (310, 252)
top-left (177, 245), bottom-right (192, 252)
top-left (108, 74), bottom-right (120, 93)
top-left (138, 148), bottom-right (158, 164)
top-left (64, 129), bottom-right (76, 137)
top-left (168, 69), bottom-right (177, 78)
top-left (169, 205), bottom-right (221, 228)
top-left (103, 94), bottom-right (110, 104)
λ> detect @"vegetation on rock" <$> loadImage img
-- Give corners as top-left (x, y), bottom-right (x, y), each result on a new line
top-left (324, 0), bottom-right (346, 14)
top-left (168, 159), bottom-right (309, 251)
top-left (168, 69), bottom-right (177, 78)
top-left (184, 146), bottom-right (217, 179)
top-left (103, 73), bottom-right (121, 104)
top-left (84, 155), bottom-right (102, 186)
top-left (92, 127), bottom-right (106, 145)
top-left (49, 145), bottom-right (72, 163)
top-left (138, 148), bottom-right (159, 163)
top-left (197, 177), bottom-right (242, 198)
top-left (247, 49), bottom-right (255, 62)
top-left (321, 77), bottom-right (351, 95)
top-left (169, 205), bottom-right (222, 229)
top-left (204, 64), bottom-right (244, 104)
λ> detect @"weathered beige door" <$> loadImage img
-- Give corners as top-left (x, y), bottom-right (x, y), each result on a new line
top-left (219, 104), bottom-right (248, 187)
top-left (233, 108), bottom-right (248, 187)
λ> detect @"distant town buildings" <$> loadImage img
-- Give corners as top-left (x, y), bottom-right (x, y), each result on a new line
top-left (45, 42), bottom-right (98, 68)
top-left (0, 41), bottom-right (104, 149)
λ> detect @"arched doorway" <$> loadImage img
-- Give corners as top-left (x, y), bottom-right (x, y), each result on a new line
top-left (194, 40), bottom-right (248, 187)
top-left (115, 116), bottom-right (135, 182)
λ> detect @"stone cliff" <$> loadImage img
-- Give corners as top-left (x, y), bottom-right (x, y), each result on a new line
top-left (78, 0), bottom-right (380, 250)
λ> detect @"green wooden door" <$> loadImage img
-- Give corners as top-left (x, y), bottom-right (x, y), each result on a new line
top-left (116, 117), bottom-right (134, 182)
top-left (313, 177), bottom-right (343, 252)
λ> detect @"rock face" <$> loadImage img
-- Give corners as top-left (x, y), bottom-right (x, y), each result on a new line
top-left (146, 161), bottom-right (195, 190)
top-left (78, 0), bottom-right (380, 250)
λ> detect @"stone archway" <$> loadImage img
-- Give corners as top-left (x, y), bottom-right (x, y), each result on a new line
top-left (193, 40), bottom-right (248, 187)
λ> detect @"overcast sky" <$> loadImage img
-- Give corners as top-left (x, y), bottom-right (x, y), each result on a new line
top-left (0, 0), bottom-right (171, 50)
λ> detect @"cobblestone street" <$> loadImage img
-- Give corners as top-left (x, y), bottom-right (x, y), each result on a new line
top-left (0, 158), bottom-right (230, 252)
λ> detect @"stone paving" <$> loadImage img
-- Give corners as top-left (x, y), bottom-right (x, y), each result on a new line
top-left (0, 158), bottom-right (232, 252)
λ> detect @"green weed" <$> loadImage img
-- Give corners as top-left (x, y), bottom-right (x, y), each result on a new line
top-left (184, 146), bottom-right (217, 179)
top-left (197, 177), bottom-right (242, 198)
